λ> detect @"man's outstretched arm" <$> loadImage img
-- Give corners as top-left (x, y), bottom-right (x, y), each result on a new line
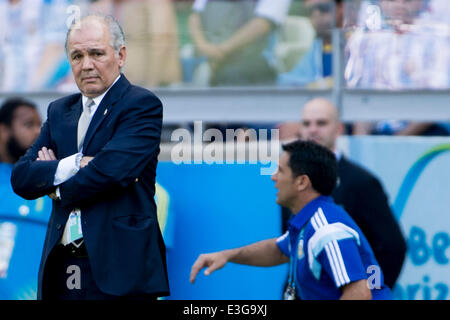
top-left (190, 238), bottom-right (289, 283)
top-left (340, 279), bottom-right (372, 300)
top-left (189, 12), bottom-right (272, 62)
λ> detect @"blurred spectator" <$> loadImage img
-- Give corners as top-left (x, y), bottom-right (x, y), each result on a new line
top-left (277, 0), bottom-right (343, 88)
top-left (79, 0), bottom-right (182, 88)
top-left (0, 98), bottom-right (51, 299)
top-left (188, 0), bottom-right (292, 86)
top-left (276, 121), bottom-right (302, 142)
top-left (379, 0), bottom-right (425, 26)
top-left (0, 98), bottom-right (41, 163)
top-left (0, 0), bottom-right (73, 92)
top-left (119, 0), bottom-right (182, 87)
top-left (345, 0), bottom-right (449, 89)
top-left (346, 0), bottom-right (450, 135)
top-left (420, 0), bottom-right (450, 24)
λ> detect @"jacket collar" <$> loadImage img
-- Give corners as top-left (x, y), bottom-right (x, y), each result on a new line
top-left (288, 195), bottom-right (332, 233)
top-left (82, 74), bottom-right (130, 152)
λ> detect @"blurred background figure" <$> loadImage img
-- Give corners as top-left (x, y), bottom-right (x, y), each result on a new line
top-left (278, 98), bottom-right (407, 289)
top-left (187, 0), bottom-right (292, 86)
top-left (124, 0), bottom-right (182, 87)
top-left (345, 0), bottom-right (450, 136)
top-left (79, 0), bottom-right (182, 88)
top-left (379, 0), bottom-right (425, 27)
top-left (277, 0), bottom-right (342, 88)
top-left (0, 98), bottom-right (51, 299)
top-left (0, 0), bottom-right (73, 92)
top-left (0, 98), bottom-right (41, 163)
top-left (276, 121), bottom-right (302, 143)
top-left (421, 0), bottom-right (450, 24)
top-left (345, 0), bottom-right (448, 90)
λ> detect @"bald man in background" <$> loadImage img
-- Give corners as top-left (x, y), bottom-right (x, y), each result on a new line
top-left (279, 98), bottom-right (407, 289)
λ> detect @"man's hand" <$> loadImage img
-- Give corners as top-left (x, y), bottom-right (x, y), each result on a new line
top-left (197, 42), bottom-right (227, 62)
top-left (36, 147), bottom-right (56, 161)
top-left (190, 239), bottom-right (288, 284)
top-left (80, 156), bottom-right (94, 168)
top-left (35, 147), bottom-right (59, 200)
top-left (190, 251), bottom-right (231, 284)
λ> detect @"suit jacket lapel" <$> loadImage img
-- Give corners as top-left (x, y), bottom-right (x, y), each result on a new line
top-left (64, 95), bottom-right (83, 155)
top-left (82, 75), bottom-right (131, 152)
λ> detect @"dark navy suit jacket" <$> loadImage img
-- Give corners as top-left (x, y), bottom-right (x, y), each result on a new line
top-left (332, 156), bottom-right (406, 288)
top-left (11, 75), bottom-right (169, 299)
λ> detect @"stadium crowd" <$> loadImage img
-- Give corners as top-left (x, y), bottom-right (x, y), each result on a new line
top-left (1, 0), bottom-right (449, 136)
top-left (0, 0), bottom-right (448, 90)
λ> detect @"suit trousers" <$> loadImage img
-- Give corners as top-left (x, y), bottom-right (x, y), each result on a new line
top-left (43, 243), bottom-right (158, 300)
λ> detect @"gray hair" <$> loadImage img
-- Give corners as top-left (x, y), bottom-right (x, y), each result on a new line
top-left (65, 13), bottom-right (126, 56)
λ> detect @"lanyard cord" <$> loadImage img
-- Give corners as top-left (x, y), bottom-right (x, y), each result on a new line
top-left (287, 237), bottom-right (298, 289)
top-left (287, 227), bottom-right (304, 295)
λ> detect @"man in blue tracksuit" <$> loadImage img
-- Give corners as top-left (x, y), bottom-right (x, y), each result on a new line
top-left (190, 140), bottom-right (392, 300)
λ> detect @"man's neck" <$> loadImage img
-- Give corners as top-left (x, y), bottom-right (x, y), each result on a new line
top-left (0, 148), bottom-right (14, 164)
top-left (290, 192), bottom-right (321, 215)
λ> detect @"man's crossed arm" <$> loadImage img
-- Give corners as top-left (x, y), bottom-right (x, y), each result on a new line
top-left (35, 146), bottom-right (93, 200)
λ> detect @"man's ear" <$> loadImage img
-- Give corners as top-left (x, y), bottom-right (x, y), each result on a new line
top-left (118, 46), bottom-right (127, 69)
top-left (296, 174), bottom-right (311, 192)
top-left (337, 121), bottom-right (345, 136)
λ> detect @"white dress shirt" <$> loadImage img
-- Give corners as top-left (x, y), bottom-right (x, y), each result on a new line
top-left (53, 75), bottom-right (121, 192)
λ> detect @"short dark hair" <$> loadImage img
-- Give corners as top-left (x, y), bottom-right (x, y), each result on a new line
top-left (0, 98), bottom-right (37, 127)
top-left (282, 140), bottom-right (337, 196)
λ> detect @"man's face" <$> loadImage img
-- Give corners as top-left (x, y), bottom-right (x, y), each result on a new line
top-left (6, 106), bottom-right (41, 161)
top-left (301, 99), bottom-right (341, 151)
top-left (380, 0), bottom-right (424, 24)
top-left (271, 152), bottom-right (299, 208)
top-left (305, 0), bottom-right (335, 37)
top-left (67, 17), bottom-right (126, 98)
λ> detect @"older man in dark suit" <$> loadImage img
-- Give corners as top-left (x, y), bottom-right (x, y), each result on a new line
top-left (11, 14), bottom-right (169, 300)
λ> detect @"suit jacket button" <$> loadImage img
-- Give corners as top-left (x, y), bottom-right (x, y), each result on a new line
top-left (56, 224), bottom-right (62, 230)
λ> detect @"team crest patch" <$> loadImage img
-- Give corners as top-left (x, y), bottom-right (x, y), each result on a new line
top-left (297, 238), bottom-right (305, 259)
